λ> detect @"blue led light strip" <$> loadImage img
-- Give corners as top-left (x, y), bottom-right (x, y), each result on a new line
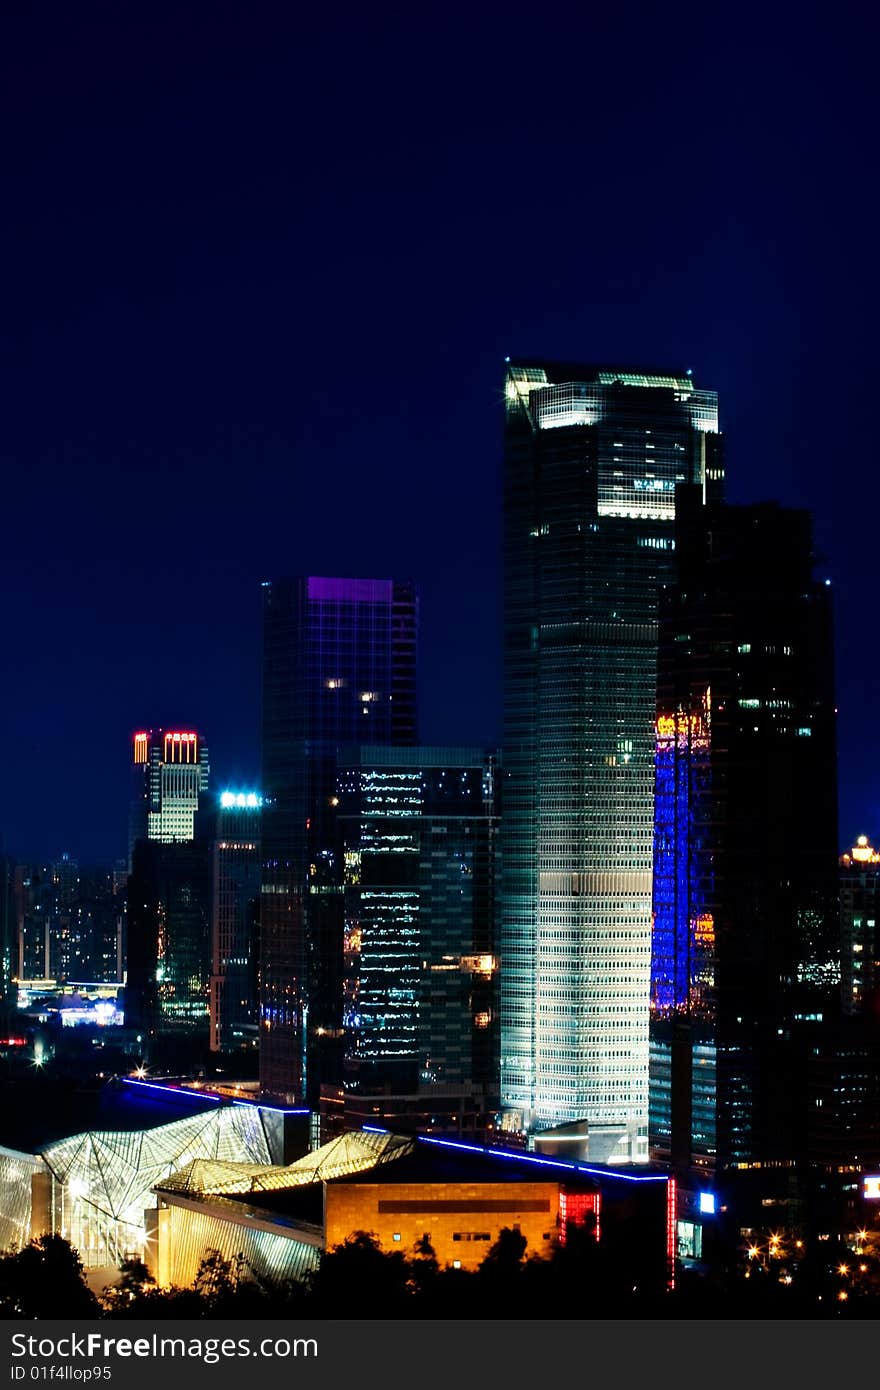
top-left (120, 1079), bottom-right (222, 1102)
top-left (414, 1135), bottom-right (669, 1183)
top-left (232, 1101), bottom-right (309, 1115)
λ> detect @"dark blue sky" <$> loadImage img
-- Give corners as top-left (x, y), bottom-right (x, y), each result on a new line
top-left (3, 0), bottom-right (876, 863)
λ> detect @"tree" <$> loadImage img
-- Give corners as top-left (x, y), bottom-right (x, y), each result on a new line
top-left (193, 1249), bottom-right (243, 1305)
top-left (100, 1258), bottom-right (156, 1312)
top-left (0, 1235), bottom-right (99, 1318)
top-left (408, 1234), bottom-right (440, 1300)
top-left (306, 1231), bottom-right (411, 1314)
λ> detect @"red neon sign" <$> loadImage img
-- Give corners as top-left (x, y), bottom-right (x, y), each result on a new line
top-left (666, 1176), bottom-right (677, 1291)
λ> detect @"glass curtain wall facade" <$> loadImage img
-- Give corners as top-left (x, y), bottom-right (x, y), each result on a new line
top-left (335, 746), bottom-right (498, 1096)
top-left (125, 838), bottom-right (212, 1031)
top-left (501, 360), bottom-right (722, 1154)
top-left (260, 577), bottom-right (418, 1104)
top-left (649, 490), bottom-right (838, 1176)
top-left (205, 796), bottom-right (262, 1052)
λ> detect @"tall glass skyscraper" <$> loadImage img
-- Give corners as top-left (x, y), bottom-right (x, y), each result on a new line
top-left (501, 360), bottom-right (722, 1157)
top-left (335, 745), bottom-right (498, 1097)
top-left (260, 576), bottom-right (418, 1104)
top-left (650, 490), bottom-right (838, 1179)
top-left (204, 792), bottom-right (263, 1053)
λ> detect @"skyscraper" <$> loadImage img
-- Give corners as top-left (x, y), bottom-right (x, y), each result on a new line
top-left (840, 836), bottom-right (880, 1021)
top-left (206, 791), bottom-right (263, 1052)
top-left (501, 360), bottom-right (722, 1156)
top-left (260, 576), bottom-right (418, 1103)
top-left (125, 837), bottom-right (211, 1032)
top-left (649, 488), bottom-right (838, 1183)
top-left (335, 745), bottom-right (498, 1096)
top-left (126, 728), bottom-right (212, 1032)
top-left (129, 729), bottom-right (210, 864)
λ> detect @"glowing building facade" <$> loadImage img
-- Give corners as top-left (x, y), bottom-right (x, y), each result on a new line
top-left (501, 361), bottom-right (722, 1154)
top-left (129, 729), bottom-right (210, 864)
top-left (260, 577), bottom-right (418, 1103)
top-left (649, 489), bottom-right (838, 1176)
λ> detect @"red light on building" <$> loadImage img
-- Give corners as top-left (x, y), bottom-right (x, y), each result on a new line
top-left (559, 1187), bottom-right (600, 1243)
top-left (133, 732), bottom-right (149, 764)
top-left (666, 1176), bottom-right (677, 1290)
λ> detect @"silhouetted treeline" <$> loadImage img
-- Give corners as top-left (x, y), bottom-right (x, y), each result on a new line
top-left (2, 1227), bottom-right (879, 1320)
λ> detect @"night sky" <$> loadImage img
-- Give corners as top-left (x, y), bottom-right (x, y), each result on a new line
top-left (3, 1), bottom-right (875, 864)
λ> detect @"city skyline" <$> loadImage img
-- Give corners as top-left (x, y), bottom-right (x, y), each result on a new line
top-left (1, 1), bottom-right (879, 1326)
top-left (3, 3), bottom-right (878, 866)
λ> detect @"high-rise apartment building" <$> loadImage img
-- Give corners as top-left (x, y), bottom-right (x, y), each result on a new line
top-left (335, 746), bottom-right (498, 1096)
top-left (649, 489), bottom-right (838, 1182)
top-left (260, 576), bottom-right (418, 1103)
top-left (501, 360), bottom-right (722, 1156)
top-left (205, 791), bottom-right (262, 1052)
top-left (129, 729), bottom-right (210, 864)
top-left (16, 859), bottom-right (125, 984)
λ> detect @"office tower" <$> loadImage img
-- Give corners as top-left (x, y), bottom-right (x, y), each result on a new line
top-left (260, 576), bottom-right (418, 1103)
top-left (335, 746), bottom-right (498, 1095)
top-left (129, 729), bottom-right (210, 864)
top-left (649, 488), bottom-right (838, 1182)
top-left (126, 727), bottom-right (212, 1032)
top-left (501, 360), bottom-right (722, 1155)
top-left (826, 837), bottom-right (880, 1178)
top-left (205, 791), bottom-right (262, 1052)
top-left (840, 836), bottom-right (880, 1019)
top-left (125, 838), bottom-right (211, 1032)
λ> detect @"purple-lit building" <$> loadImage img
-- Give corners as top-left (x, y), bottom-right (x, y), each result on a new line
top-left (260, 576), bottom-right (418, 1104)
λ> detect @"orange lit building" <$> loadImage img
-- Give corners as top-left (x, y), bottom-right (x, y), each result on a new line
top-left (151, 1129), bottom-right (675, 1292)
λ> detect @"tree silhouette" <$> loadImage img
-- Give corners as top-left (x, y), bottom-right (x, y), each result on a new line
top-left (0, 1234), bottom-right (98, 1318)
top-left (306, 1231), bottom-right (411, 1315)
